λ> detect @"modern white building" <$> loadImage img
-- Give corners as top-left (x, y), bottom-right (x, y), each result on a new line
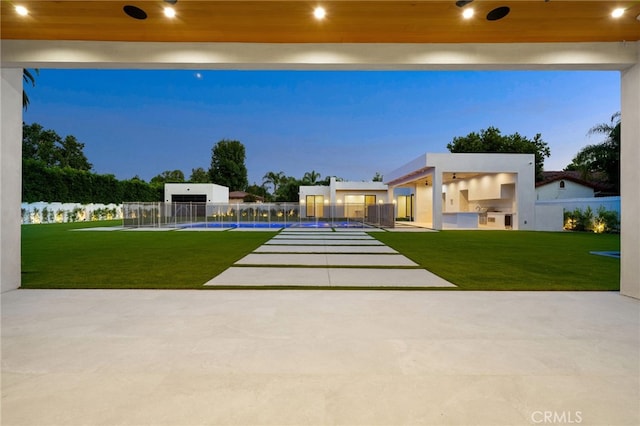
top-left (299, 177), bottom-right (389, 218)
top-left (385, 153), bottom-right (536, 230)
top-left (163, 183), bottom-right (229, 204)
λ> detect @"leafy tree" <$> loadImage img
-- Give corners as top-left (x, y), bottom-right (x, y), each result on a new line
top-left (57, 135), bottom-right (92, 170)
top-left (447, 126), bottom-right (550, 181)
top-left (372, 172), bottom-right (383, 182)
top-left (565, 112), bottom-right (620, 194)
top-left (243, 193), bottom-right (258, 202)
top-left (246, 183), bottom-right (269, 200)
top-left (275, 176), bottom-right (301, 202)
top-left (150, 170), bottom-right (185, 185)
top-left (23, 69), bottom-right (39, 110)
top-left (22, 122), bottom-right (92, 171)
top-left (23, 122), bottom-right (58, 165)
top-left (262, 170), bottom-right (285, 195)
top-left (189, 167), bottom-right (210, 183)
top-left (302, 170), bottom-right (322, 185)
top-left (319, 176), bottom-right (331, 185)
top-left (209, 139), bottom-right (248, 191)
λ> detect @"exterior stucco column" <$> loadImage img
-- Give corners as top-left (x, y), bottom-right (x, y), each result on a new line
top-left (432, 172), bottom-right (442, 230)
top-left (620, 47), bottom-right (640, 299)
top-left (1, 68), bottom-right (22, 293)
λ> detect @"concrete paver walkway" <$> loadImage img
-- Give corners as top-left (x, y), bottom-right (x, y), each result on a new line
top-left (254, 245), bottom-right (397, 253)
top-left (205, 267), bottom-right (456, 287)
top-left (266, 238), bottom-right (384, 245)
top-left (206, 229), bottom-right (455, 288)
top-left (2, 290), bottom-right (638, 425)
top-left (235, 253), bottom-right (418, 266)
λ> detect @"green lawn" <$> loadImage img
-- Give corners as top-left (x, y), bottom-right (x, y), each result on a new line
top-left (21, 222), bottom-right (620, 290)
top-left (373, 231), bottom-right (620, 291)
top-left (21, 221), bottom-right (274, 289)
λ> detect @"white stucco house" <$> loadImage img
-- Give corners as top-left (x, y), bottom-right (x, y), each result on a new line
top-left (535, 171), bottom-right (601, 200)
top-left (385, 153), bottom-right (536, 230)
top-left (299, 177), bottom-right (388, 218)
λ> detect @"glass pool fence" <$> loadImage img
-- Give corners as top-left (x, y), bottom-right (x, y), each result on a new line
top-left (122, 202), bottom-right (395, 229)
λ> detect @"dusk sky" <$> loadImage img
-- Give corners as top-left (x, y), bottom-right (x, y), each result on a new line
top-left (23, 69), bottom-right (620, 186)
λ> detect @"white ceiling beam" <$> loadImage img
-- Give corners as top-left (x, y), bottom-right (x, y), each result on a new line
top-left (2, 40), bottom-right (637, 71)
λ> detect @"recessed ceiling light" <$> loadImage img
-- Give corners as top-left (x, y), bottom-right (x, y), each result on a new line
top-left (611, 8), bottom-right (625, 18)
top-left (15, 5), bottom-right (29, 16)
top-left (462, 8), bottom-right (474, 19)
top-left (164, 7), bottom-right (176, 18)
top-left (313, 6), bottom-right (326, 20)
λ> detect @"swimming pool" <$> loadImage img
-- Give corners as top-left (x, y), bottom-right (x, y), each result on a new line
top-left (180, 221), bottom-right (372, 229)
top-left (181, 222), bottom-right (290, 229)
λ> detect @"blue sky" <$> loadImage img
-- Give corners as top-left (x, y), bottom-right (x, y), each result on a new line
top-left (24, 69), bottom-right (620, 185)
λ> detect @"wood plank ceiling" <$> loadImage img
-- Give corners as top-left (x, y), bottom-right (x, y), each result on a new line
top-left (1, 1), bottom-right (640, 44)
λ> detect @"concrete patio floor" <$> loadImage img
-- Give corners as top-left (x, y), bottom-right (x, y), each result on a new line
top-left (2, 290), bottom-right (638, 425)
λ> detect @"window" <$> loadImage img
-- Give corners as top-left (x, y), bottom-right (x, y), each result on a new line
top-left (305, 195), bottom-right (324, 217)
top-left (559, 180), bottom-right (565, 189)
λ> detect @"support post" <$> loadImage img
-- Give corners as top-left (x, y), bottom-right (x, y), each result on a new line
top-left (1, 68), bottom-right (23, 293)
top-left (620, 47), bottom-right (640, 299)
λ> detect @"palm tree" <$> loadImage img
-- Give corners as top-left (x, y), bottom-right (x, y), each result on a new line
top-left (588, 112), bottom-right (620, 146)
top-left (566, 112), bottom-right (620, 194)
top-left (262, 170), bottom-right (285, 195)
top-left (302, 170), bottom-right (321, 185)
top-left (23, 69), bottom-right (39, 110)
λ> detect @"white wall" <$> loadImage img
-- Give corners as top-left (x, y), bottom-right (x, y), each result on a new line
top-left (1, 68), bottom-right (22, 293)
top-left (300, 178), bottom-right (388, 205)
top-left (620, 54), bottom-right (640, 299)
top-left (535, 196), bottom-right (620, 217)
top-left (536, 180), bottom-right (594, 200)
top-left (534, 205), bottom-right (564, 232)
top-left (164, 183), bottom-right (229, 203)
top-left (299, 185), bottom-right (330, 202)
top-left (415, 184), bottom-right (432, 223)
top-left (333, 190), bottom-right (388, 203)
top-left (21, 202), bottom-right (123, 224)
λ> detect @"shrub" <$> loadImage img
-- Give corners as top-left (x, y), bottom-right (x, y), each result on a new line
top-left (564, 206), bottom-right (619, 233)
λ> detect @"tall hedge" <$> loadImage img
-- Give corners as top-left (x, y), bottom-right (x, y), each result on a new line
top-left (22, 159), bottom-right (162, 203)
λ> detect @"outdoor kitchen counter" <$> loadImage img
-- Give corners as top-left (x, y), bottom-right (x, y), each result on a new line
top-left (486, 212), bottom-right (515, 229)
top-left (442, 212), bottom-right (479, 229)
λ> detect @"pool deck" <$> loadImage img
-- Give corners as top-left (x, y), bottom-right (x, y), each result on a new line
top-left (2, 290), bottom-right (638, 425)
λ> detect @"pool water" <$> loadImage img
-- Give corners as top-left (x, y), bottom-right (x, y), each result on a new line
top-left (180, 221), bottom-right (370, 229)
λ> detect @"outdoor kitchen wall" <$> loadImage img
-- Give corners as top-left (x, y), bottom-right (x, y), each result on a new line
top-left (443, 173), bottom-right (517, 213)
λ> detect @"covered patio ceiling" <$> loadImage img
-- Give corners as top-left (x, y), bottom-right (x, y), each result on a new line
top-left (2, 1), bottom-right (639, 44)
